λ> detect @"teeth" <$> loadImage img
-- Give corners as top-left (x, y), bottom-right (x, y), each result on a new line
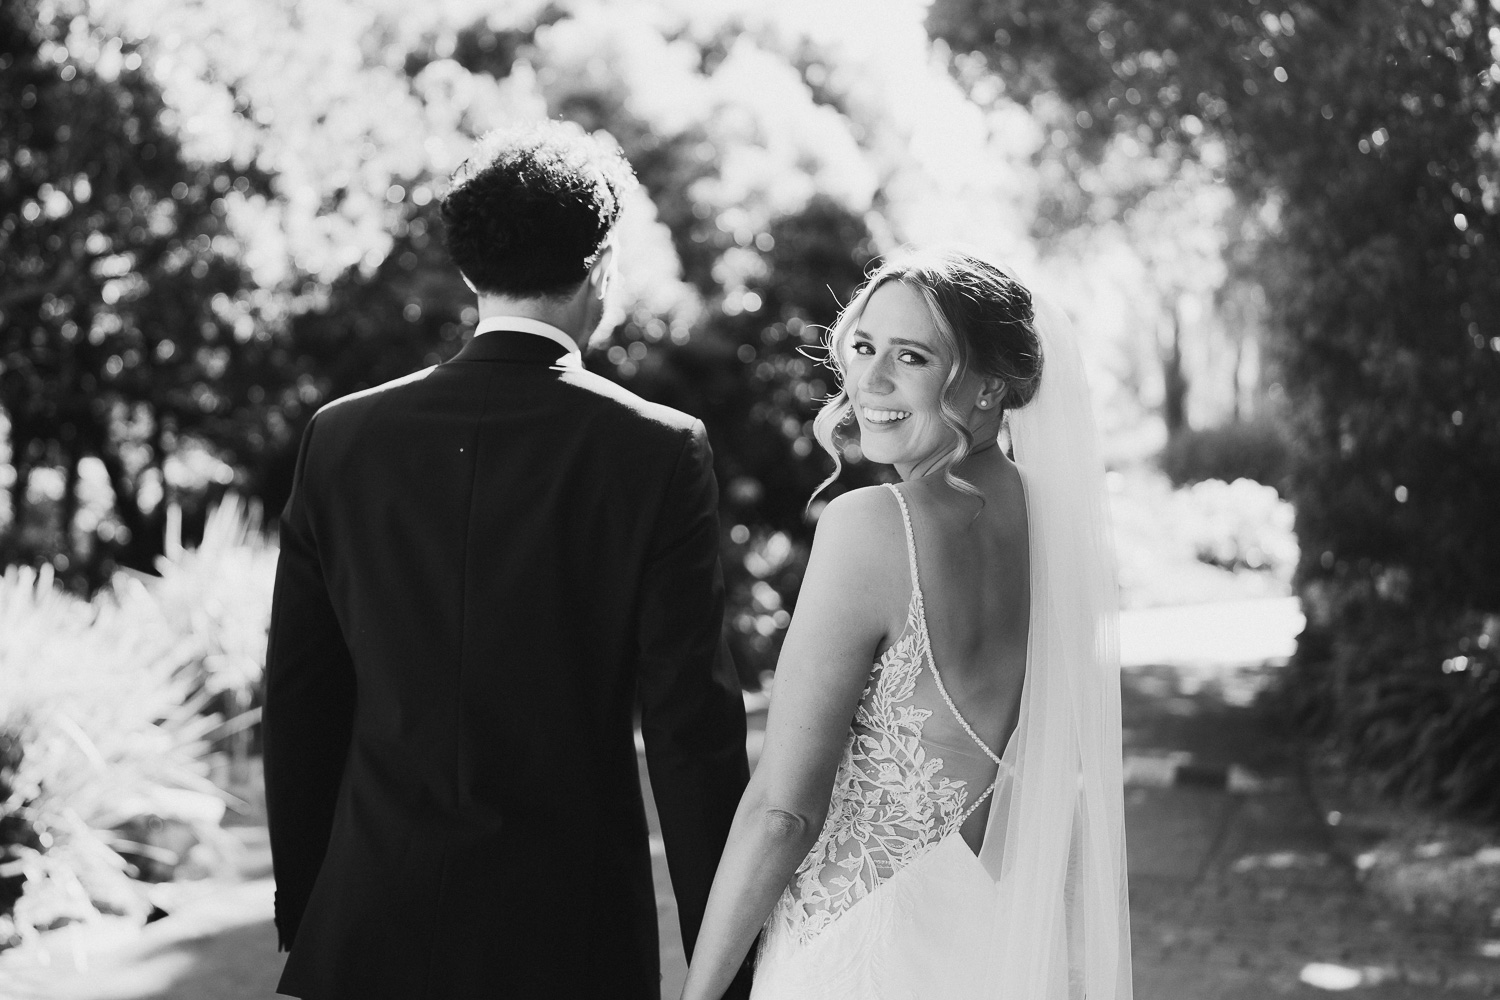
top-left (862, 407), bottom-right (910, 424)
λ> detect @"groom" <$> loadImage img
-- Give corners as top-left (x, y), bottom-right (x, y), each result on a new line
top-left (263, 122), bottom-right (752, 999)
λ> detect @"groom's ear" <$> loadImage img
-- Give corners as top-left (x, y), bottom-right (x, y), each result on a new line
top-left (587, 243), bottom-right (616, 295)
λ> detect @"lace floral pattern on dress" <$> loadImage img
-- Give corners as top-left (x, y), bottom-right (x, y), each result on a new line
top-left (765, 588), bottom-right (979, 946)
top-left (766, 484), bottom-right (1019, 951)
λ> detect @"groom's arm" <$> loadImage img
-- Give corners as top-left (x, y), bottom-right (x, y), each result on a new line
top-left (636, 420), bottom-right (753, 993)
top-left (262, 414), bottom-right (356, 952)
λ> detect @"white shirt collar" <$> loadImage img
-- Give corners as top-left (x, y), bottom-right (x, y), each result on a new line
top-left (472, 315), bottom-right (582, 364)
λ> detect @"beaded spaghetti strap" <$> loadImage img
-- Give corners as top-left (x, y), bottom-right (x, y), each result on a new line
top-left (885, 482), bottom-right (924, 607)
top-left (882, 485), bottom-right (1007, 773)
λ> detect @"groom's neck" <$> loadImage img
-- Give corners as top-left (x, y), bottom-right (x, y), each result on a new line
top-left (473, 289), bottom-right (590, 348)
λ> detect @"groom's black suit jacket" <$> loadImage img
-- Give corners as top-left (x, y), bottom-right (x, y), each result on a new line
top-left (264, 329), bottom-right (751, 1000)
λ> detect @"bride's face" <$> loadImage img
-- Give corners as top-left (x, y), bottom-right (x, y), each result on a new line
top-left (844, 280), bottom-right (965, 479)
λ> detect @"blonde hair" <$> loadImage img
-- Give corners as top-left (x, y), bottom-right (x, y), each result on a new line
top-left (811, 246), bottom-right (1042, 501)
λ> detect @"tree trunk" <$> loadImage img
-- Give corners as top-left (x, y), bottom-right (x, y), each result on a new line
top-left (89, 407), bottom-right (164, 573)
top-left (1162, 301), bottom-right (1189, 437)
top-left (60, 441), bottom-right (80, 570)
top-left (4, 438), bottom-right (30, 563)
top-left (1231, 336), bottom-right (1245, 424)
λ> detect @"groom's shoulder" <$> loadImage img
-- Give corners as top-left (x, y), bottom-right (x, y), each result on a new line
top-left (564, 368), bottom-right (703, 440)
top-left (314, 366), bottom-right (439, 424)
top-left (294, 367), bottom-right (440, 457)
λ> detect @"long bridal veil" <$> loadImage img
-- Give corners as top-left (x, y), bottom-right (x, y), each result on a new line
top-left (978, 295), bottom-right (1133, 999)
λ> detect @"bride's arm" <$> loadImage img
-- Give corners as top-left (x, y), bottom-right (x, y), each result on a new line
top-left (680, 487), bottom-right (901, 1000)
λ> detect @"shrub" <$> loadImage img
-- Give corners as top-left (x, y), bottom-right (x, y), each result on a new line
top-left (137, 497), bottom-right (278, 765)
top-left (723, 527), bottom-right (806, 686)
top-left (1172, 478), bottom-right (1298, 575)
top-left (1158, 419), bottom-right (1291, 491)
top-left (0, 565), bottom-right (234, 946)
top-left (1109, 470), bottom-right (1297, 609)
top-left (0, 497), bottom-right (274, 947)
top-left (1284, 601), bottom-right (1500, 823)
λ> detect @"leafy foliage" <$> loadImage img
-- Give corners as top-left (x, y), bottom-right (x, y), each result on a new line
top-left (0, 496), bottom-right (275, 944)
top-left (0, 0), bottom-right (280, 585)
top-left (242, 12), bottom-right (894, 680)
top-left (2, 1), bottom-right (904, 645)
top-left (0, 564), bottom-right (236, 946)
top-left (1289, 607), bottom-right (1500, 821)
top-left (931, 0), bottom-right (1500, 817)
top-left (2, 0), bottom-right (1352, 695)
top-left (612, 196), bottom-right (884, 679)
top-left (142, 496), bottom-right (278, 702)
top-left (1158, 419), bottom-right (1290, 490)
top-left (1110, 470), bottom-right (1296, 610)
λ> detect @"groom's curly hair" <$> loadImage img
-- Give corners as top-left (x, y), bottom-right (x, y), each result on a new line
top-left (441, 121), bottom-right (636, 298)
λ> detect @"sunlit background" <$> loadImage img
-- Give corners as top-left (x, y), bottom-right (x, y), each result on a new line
top-left (2, 0), bottom-right (1498, 997)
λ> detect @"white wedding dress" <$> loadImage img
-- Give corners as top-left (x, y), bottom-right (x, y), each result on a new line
top-left (751, 297), bottom-right (1132, 1000)
top-left (752, 484), bottom-right (1014, 1000)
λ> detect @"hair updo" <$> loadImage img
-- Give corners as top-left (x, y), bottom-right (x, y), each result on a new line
top-left (811, 245), bottom-right (1044, 498)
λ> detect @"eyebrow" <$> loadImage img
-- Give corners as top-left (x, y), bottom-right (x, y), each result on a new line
top-left (851, 330), bottom-right (934, 350)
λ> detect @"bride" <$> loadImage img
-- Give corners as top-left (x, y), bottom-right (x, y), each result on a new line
top-left (679, 247), bottom-right (1132, 1000)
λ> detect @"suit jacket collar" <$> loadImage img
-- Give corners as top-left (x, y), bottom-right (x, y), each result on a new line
top-left (450, 327), bottom-right (581, 367)
top-left (475, 315), bottom-right (581, 356)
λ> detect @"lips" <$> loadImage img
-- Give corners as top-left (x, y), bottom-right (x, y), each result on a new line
top-left (861, 406), bottom-right (911, 425)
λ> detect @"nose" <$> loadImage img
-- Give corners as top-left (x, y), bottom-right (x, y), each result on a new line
top-left (855, 351), bottom-right (894, 396)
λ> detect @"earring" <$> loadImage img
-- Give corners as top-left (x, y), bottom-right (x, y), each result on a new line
top-left (978, 400), bottom-right (989, 409)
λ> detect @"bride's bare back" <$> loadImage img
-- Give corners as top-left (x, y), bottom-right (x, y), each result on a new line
top-left (747, 459), bottom-right (1031, 998)
top-left (892, 452), bottom-right (1030, 850)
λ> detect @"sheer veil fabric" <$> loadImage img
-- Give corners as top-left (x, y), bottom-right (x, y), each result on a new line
top-left (980, 296), bottom-right (1133, 1000)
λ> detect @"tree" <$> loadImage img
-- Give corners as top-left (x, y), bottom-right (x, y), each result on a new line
top-left (520, 10), bottom-right (890, 679)
top-left (625, 197), bottom-right (883, 681)
top-left (0, 0), bottom-right (277, 585)
top-left (5, 0), bottom-right (1048, 693)
top-left (931, 0), bottom-right (1500, 817)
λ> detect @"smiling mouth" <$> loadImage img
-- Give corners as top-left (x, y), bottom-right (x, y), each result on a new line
top-left (861, 406), bottom-right (911, 425)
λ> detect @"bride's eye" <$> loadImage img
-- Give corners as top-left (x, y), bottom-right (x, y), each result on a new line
top-left (898, 350), bottom-right (927, 365)
top-left (851, 340), bottom-right (875, 356)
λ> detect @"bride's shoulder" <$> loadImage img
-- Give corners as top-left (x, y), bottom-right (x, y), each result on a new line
top-left (815, 485), bottom-right (901, 530)
top-left (801, 486), bottom-right (909, 620)
top-left (809, 487), bottom-right (905, 568)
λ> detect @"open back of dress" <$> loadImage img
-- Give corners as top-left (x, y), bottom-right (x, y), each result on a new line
top-left (753, 484), bottom-right (1021, 999)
